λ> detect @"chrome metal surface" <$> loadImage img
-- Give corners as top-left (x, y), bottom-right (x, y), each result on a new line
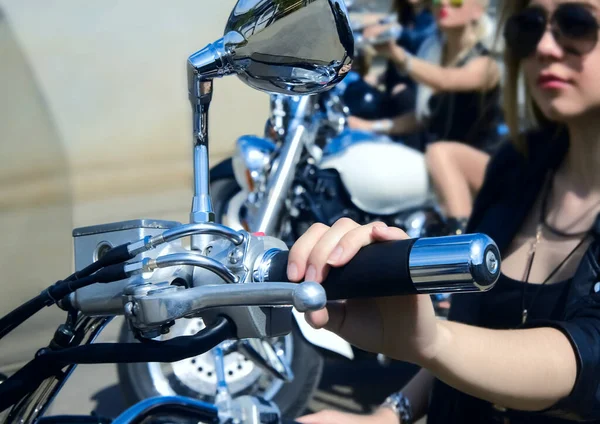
top-left (237, 135), bottom-right (277, 188)
top-left (7, 317), bottom-right (112, 424)
top-left (72, 219), bottom-right (180, 237)
top-left (409, 234), bottom-right (501, 294)
top-left (132, 281), bottom-right (326, 327)
top-left (228, 247), bottom-right (245, 265)
top-left (253, 248), bottom-right (282, 283)
top-left (221, 0), bottom-right (354, 95)
top-left (72, 221), bottom-right (189, 316)
top-left (148, 318), bottom-right (293, 401)
top-left (188, 75), bottom-right (215, 251)
top-left (111, 396), bottom-right (218, 424)
top-left (212, 346), bottom-right (233, 410)
top-left (252, 96), bottom-right (313, 234)
top-left (254, 125), bottom-right (306, 234)
top-left (191, 144), bottom-right (215, 225)
top-left (238, 338), bottom-right (294, 382)
top-left (149, 222), bottom-right (245, 248)
top-left (186, 0), bottom-right (353, 95)
top-left (227, 395), bottom-right (282, 424)
top-left (148, 253), bottom-right (239, 284)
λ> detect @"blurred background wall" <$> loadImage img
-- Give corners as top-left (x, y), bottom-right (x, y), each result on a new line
top-left (0, 0), bottom-right (269, 371)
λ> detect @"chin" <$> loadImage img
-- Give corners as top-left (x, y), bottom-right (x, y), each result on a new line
top-left (534, 94), bottom-right (587, 123)
top-left (437, 21), bottom-right (456, 30)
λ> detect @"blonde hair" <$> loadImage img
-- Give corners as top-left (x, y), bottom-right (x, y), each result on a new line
top-left (498, 1), bottom-right (556, 152)
top-left (473, 0), bottom-right (493, 47)
top-left (414, 0), bottom-right (495, 121)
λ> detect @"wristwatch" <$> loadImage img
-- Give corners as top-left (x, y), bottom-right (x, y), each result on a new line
top-left (380, 391), bottom-right (413, 424)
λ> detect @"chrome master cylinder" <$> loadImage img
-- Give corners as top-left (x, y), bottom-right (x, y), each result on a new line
top-left (70, 219), bottom-right (193, 316)
top-left (193, 233), bottom-right (294, 339)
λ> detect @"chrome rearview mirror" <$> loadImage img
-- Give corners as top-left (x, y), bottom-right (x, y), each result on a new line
top-left (185, 0), bottom-right (354, 250)
top-left (190, 0), bottom-right (354, 96)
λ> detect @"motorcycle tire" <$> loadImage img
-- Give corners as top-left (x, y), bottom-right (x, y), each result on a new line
top-left (117, 321), bottom-right (323, 419)
top-left (210, 177), bottom-right (241, 225)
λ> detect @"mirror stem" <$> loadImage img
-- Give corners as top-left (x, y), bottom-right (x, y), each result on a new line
top-left (187, 40), bottom-right (232, 251)
top-left (189, 76), bottom-right (215, 252)
top-left (190, 76), bottom-right (214, 225)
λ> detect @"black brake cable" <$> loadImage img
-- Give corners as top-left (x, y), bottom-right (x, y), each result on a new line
top-left (0, 243), bottom-right (133, 341)
top-left (0, 316), bottom-right (235, 413)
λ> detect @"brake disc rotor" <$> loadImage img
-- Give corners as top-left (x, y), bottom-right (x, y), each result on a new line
top-left (148, 317), bottom-right (293, 399)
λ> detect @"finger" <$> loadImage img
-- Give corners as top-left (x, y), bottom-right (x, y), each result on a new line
top-left (306, 217), bottom-right (361, 282)
top-left (371, 225), bottom-right (410, 241)
top-left (287, 223), bottom-right (330, 282)
top-left (305, 299), bottom-right (346, 330)
top-left (326, 223), bottom-right (408, 267)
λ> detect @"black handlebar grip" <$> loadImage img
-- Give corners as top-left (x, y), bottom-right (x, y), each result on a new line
top-left (259, 234), bottom-right (501, 301)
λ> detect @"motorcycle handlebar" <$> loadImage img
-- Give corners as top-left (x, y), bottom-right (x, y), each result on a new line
top-left (260, 234), bottom-right (501, 300)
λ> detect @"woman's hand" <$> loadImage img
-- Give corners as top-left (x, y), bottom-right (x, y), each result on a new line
top-left (287, 218), bottom-right (443, 365)
top-left (374, 40), bottom-right (406, 62)
top-left (364, 72), bottom-right (381, 87)
top-left (391, 83), bottom-right (407, 96)
top-left (297, 407), bottom-right (399, 424)
top-left (363, 23), bottom-right (389, 40)
top-left (347, 116), bottom-right (374, 131)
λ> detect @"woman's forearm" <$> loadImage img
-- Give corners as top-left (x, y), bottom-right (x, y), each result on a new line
top-left (427, 321), bottom-right (578, 411)
top-left (371, 112), bottom-right (419, 135)
top-left (388, 46), bottom-right (499, 92)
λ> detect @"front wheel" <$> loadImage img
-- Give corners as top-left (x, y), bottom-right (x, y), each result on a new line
top-left (117, 319), bottom-right (323, 419)
top-left (210, 176), bottom-right (243, 228)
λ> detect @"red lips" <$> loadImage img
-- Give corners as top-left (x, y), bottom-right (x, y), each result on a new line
top-left (537, 73), bottom-right (571, 89)
top-left (438, 7), bottom-right (449, 19)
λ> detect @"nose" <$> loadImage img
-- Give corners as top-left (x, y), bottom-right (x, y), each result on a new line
top-left (535, 28), bottom-right (564, 61)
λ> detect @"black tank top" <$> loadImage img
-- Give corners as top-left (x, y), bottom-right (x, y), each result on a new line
top-left (425, 43), bottom-right (504, 153)
top-left (426, 273), bottom-right (586, 424)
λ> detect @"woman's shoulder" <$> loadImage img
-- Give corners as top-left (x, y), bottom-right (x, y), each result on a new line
top-left (466, 127), bottom-right (569, 235)
top-left (485, 126), bottom-right (568, 178)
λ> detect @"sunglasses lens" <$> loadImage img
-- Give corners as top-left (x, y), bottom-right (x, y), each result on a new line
top-left (431, 0), bottom-right (463, 7)
top-left (554, 4), bottom-right (598, 55)
top-left (504, 8), bottom-right (546, 59)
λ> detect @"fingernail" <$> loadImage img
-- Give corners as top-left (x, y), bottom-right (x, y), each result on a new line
top-left (287, 262), bottom-right (298, 281)
top-left (327, 246), bottom-right (344, 264)
top-left (305, 265), bottom-right (317, 282)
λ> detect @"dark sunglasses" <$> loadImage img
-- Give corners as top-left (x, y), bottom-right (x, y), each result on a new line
top-left (504, 3), bottom-right (600, 60)
top-left (431, 0), bottom-right (464, 7)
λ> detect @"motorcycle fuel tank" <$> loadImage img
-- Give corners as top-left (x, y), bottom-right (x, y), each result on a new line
top-left (320, 139), bottom-right (432, 215)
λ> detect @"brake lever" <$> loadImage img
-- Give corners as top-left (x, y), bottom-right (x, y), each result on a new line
top-left (126, 281), bottom-right (326, 330)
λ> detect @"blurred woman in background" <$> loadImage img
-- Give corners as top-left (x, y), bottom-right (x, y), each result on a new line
top-left (343, 0), bottom-right (436, 121)
top-left (349, 0), bottom-right (503, 235)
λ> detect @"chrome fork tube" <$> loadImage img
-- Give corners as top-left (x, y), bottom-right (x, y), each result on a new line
top-left (253, 96), bottom-right (314, 235)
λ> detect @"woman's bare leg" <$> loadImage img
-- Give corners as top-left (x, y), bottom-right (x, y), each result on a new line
top-left (425, 141), bottom-right (491, 218)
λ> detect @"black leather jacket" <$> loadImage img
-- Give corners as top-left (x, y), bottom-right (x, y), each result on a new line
top-left (462, 127), bottom-right (600, 421)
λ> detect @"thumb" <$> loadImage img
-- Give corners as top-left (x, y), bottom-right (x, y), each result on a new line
top-left (305, 300), bottom-right (346, 332)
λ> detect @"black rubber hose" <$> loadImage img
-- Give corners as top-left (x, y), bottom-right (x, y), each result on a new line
top-left (0, 264), bottom-right (128, 341)
top-left (0, 317), bottom-right (235, 412)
